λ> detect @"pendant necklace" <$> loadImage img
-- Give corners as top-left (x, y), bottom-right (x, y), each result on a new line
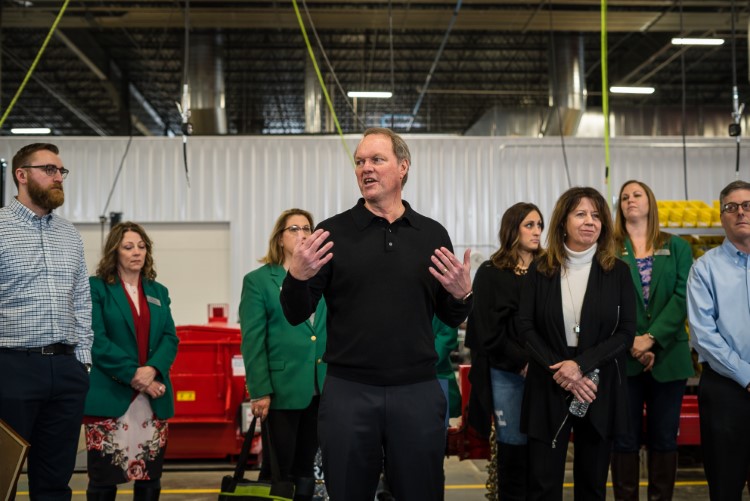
top-left (564, 272), bottom-right (581, 338)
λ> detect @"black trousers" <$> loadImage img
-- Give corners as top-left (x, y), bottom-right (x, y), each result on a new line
top-left (318, 376), bottom-right (446, 501)
top-left (527, 414), bottom-right (611, 501)
top-left (260, 396), bottom-right (320, 481)
top-left (0, 350), bottom-right (89, 500)
top-left (699, 364), bottom-right (750, 501)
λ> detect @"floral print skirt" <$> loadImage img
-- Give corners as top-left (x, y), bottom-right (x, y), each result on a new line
top-left (85, 393), bottom-right (168, 485)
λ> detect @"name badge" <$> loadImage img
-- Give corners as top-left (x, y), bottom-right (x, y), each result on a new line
top-left (146, 296), bottom-right (161, 306)
top-left (655, 249), bottom-right (671, 256)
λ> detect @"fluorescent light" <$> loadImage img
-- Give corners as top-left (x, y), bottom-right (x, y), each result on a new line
top-left (671, 38), bottom-right (725, 46)
top-left (610, 86), bottom-right (655, 95)
top-left (347, 91), bottom-right (393, 99)
top-left (11, 127), bottom-right (51, 134)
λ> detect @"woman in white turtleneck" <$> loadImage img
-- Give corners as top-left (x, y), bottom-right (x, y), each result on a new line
top-left (519, 187), bottom-right (637, 501)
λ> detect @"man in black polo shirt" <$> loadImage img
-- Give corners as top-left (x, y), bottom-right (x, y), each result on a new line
top-left (281, 128), bottom-right (473, 500)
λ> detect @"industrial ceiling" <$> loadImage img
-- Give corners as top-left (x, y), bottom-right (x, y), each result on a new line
top-left (0, 1), bottom-right (748, 136)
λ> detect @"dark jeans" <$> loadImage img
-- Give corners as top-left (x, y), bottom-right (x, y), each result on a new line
top-left (613, 372), bottom-right (686, 453)
top-left (260, 396), bottom-right (320, 481)
top-left (0, 350), bottom-right (89, 500)
top-left (318, 376), bottom-right (446, 501)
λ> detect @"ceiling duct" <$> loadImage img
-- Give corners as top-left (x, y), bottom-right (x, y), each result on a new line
top-left (304, 56), bottom-right (322, 133)
top-left (186, 32), bottom-right (227, 135)
top-left (543, 34), bottom-right (586, 136)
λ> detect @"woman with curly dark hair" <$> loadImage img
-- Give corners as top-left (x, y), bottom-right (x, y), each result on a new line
top-left (84, 222), bottom-right (178, 501)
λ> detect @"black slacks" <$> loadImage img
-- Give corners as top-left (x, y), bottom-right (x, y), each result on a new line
top-left (527, 414), bottom-right (612, 501)
top-left (0, 350), bottom-right (89, 500)
top-left (699, 364), bottom-right (750, 501)
top-left (318, 376), bottom-right (446, 501)
top-left (259, 396), bottom-right (320, 481)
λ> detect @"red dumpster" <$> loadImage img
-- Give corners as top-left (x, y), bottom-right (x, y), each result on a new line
top-left (166, 323), bottom-right (253, 459)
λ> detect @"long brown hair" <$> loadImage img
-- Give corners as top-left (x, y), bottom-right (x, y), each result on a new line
top-left (489, 202), bottom-right (544, 270)
top-left (614, 179), bottom-right (668, 251)
top-left (260, 208), bottom-right (315, 265)
top-left (538, 186), bottom-right (617, 277)
top-left (96, 222), bottom-right (157, 284)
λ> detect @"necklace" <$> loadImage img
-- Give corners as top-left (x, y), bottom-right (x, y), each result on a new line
top-left (123, 280), bottom-right (139, 299)
top-left (513, 264), bottom-right (528, 276)
top-left (564, 272), bottom-right (581, 337)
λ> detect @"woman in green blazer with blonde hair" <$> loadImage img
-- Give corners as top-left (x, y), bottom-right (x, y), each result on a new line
top-left (239, 208), bottom-right (327, 501)
top-left (84, 222), bottom-right (179, 501)
top-left (612, 180), bottom-right (695, 501)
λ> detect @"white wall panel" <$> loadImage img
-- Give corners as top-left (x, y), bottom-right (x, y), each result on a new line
top-left (2, 135), bottom-right (747, 324)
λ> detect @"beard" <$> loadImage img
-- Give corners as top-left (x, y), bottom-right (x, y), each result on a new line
top-left (27, 175), bottom-right (65, 211)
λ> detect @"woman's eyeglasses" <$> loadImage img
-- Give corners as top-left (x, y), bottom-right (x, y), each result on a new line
top-left (284, 225), bottom-right (313, 234)
top-left (23, 164), bottom-right (69, 179)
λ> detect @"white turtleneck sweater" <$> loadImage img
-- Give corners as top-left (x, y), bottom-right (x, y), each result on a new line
top-left (561, 243), bottom-right (597, 347)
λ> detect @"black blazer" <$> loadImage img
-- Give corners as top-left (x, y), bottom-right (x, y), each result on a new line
top-left (518, 257), bottom-right (636, 445)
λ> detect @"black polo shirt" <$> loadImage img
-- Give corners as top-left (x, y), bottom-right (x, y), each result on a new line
top-left (281, 198), bottom-right (472, 386)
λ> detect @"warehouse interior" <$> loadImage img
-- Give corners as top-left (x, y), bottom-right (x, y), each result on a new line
top-left (3, 2), bottom-right (750, 500)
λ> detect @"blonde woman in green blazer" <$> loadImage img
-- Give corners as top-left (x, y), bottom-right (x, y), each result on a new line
top-left (612, 181), bottom-right (695, 501)
top-left (84, 222), bottom-right (179, 501)
top-left (240, 208), bottom-right (327, 501)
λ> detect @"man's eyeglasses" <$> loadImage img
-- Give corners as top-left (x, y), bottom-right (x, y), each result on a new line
top-left (283, 225), bottom-right (313, 234)
top-left (23, 164), bottom-right (69, 179)
top-left (721, 201), bottom-right (750, 214)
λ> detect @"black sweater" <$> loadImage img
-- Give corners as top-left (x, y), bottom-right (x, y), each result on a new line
top-left (281, 199), bottom-right (472, 386)
top-left (464, 261), bottom-right (529, 436)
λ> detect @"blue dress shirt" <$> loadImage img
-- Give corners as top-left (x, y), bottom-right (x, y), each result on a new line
top-left (0, 198), bottom-right (93, 363)
top-left (687, 238), bottom-right (750, 389)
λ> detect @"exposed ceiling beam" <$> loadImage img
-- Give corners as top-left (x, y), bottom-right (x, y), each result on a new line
top-left (1, 7), bottom-right (745, 33)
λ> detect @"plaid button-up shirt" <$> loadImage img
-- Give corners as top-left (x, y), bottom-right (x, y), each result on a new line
top-left (0, 198), bottom-right (93, 363)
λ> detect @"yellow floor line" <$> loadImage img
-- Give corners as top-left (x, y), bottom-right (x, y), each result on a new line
top-left (15, 480), bottom-right (711, 496)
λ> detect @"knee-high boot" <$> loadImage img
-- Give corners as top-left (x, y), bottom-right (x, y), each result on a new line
top-left (293, 477), bottom-right (316, 501)
top-left (86, 485), bottom-right (117, 501)
top-left (497, 443), bottom-right (528, 501)
top-left (611, 452), bottom-right (640, 501)
top-left (647, 451), bottom-right (677, 501)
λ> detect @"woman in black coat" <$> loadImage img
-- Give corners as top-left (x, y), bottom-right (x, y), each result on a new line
top-left (465, 202), bottom-right (544, 500)
top-left (519, 186), bottom-right (636, 500)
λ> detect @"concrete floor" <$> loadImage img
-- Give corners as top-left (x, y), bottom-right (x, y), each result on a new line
top-left (14, 455), bottom-right (750, 500)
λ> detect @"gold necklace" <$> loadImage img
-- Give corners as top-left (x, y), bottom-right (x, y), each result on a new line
top-left (513, 264), bottom-right (528, 276)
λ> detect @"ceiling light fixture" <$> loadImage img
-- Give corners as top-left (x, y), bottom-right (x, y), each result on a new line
top-left (11, 127), bottom-right (51, 134)
top-left (610, 86), bottom-right (655, 95)
top-left (671, 38), bottom-right (725, 46)
top-left (347, 91), bottom-right (393, 99)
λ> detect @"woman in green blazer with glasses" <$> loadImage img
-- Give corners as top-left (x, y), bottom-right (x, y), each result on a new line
top-left (240, 208), bottom-right (327, 501)
top-left (612, 180), bottom-right (695, 501)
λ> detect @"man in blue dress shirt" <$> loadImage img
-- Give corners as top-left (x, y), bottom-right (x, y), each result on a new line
top-left (687, 179), bottom-right (750, 500)
top-left (0, 143), bottom-right (92, 500)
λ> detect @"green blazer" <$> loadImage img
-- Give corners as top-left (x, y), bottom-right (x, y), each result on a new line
top-left (239, 264), bottom-right (327, 410)
top-left (85, 276), bottom-right (179, 419)
top-left (619, 234), bottom-right (695, 381)
top-left (433, 316), bottom-right (461, 418)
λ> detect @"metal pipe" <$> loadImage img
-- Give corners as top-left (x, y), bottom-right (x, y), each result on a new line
top-left (405, 0), bottom-right (462, 132)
